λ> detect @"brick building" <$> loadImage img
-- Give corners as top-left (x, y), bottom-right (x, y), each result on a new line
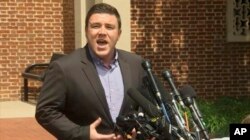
top-left (0, 0), bottom-right (249, 101)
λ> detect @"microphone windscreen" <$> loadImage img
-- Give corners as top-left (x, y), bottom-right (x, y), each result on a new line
top-left (127, 88), bottom-right (161, 118)
top-left (141, 60), bottom-right (151, 70)
top-left (179, 85), bottom-right (197, 99)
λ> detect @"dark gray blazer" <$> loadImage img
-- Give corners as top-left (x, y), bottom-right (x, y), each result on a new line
top-left (35, 45), bottom-right (146, 140)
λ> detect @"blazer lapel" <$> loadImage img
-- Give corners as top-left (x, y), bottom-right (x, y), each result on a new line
top-left (118, 52), bottom-right (132, 114)
top-left (79, 47), bottom-right (112, 121)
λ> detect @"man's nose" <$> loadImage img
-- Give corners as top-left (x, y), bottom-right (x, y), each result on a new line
top-left (98, 27), bottom-right (107, 35)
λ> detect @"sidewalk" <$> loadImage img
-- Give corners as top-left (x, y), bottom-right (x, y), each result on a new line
top-left (0, 101), bottom-right (35, 118)
top-left (0, 101), bottom-right (55, 140)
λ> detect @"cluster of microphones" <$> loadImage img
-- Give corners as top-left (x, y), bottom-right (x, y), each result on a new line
top-left (115, 60), bottom-right (210, 140)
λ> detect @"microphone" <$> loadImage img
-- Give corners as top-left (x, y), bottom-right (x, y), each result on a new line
top-left (152, 75), bottom-right (172, 104)
top-left (127, 88), bottom-right (182, 140)
top-left (179, 85), bottom-right (209, 140)
top-left (153, 76), bottom-right (194, 140)
top-left (162, 70), bottom-right (185, 109)
top-left (179, 85), bottom-right (203, 119)
top-left (127, 88), bottom-right (161, 118)
top-left (154, 75), bottom-right (188, 127)
top-left (142, 76), bottom-right (161, 108)
top-left (141, 60), bottom-right (171, 123)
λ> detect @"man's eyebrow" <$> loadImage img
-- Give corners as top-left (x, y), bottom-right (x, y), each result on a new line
top-left (89, 22), bottom-right (100, 25)
top-left (105, 23), bottom-right (115, 26)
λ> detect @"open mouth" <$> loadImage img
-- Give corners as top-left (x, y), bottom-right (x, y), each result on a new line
top-left (97, 39), bottom-right (108, 46)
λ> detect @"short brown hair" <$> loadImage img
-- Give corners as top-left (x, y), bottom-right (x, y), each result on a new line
top-left (85, 3), bottom-right (121, 29)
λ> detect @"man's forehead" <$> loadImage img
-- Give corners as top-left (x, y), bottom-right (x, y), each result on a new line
top-left (89, 13), bottom-right (117, 20)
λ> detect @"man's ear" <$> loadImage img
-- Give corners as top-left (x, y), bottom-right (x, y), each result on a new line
top-left (118, 29), bottom-right (122, 38)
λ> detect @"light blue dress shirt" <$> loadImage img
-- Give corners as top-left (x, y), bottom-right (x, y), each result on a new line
top-left (89, 48), bottom-right (124, 122)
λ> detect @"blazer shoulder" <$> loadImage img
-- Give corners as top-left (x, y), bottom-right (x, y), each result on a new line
top-left (52, 48), bottom-right (87, 68)
top-left (117, 49), bottom-right (144, 62)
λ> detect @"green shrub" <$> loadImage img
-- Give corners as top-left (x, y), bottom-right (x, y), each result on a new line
top-left (196, 96), bottom-right (250, 138)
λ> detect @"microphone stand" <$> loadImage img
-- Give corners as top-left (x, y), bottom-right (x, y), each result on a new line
top-left (162, 70), bottom-right (194, 140)
top-left (179, 85), bottom-right (210, 140)
top-left (141, 60), bottom-right (171, 124)
top-left (141, 61), bottom-right (193, 140)
top-left (168, 92), bottom-right (194, 140)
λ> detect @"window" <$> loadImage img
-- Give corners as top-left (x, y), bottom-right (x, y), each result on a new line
top-left (227, 0), bottom-right (250, 42)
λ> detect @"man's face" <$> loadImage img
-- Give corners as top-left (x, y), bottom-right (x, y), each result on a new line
top-left (86, 13), bottom-right (121, 62)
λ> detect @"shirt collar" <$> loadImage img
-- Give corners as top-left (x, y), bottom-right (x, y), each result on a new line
top-left (88, 46), bottom-right (118, 69)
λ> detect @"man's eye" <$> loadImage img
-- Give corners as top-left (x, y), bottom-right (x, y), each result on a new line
top-left (106, 26), bottom-right (114, 30)
top-left (92, 25), bottom-right (99, 28)
top-left (90, 24), bottom-right (100, 28)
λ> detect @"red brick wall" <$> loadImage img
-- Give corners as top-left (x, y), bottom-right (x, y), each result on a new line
top-left (131, 0), bottom-right (250, 99)
top-left (0, 0), bottom-right (249, 101)
top-left (0, 0), bottom-right (74, 101)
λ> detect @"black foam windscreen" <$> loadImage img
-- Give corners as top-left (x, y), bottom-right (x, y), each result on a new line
top-left (179, 85), bottom-right (197, 100)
